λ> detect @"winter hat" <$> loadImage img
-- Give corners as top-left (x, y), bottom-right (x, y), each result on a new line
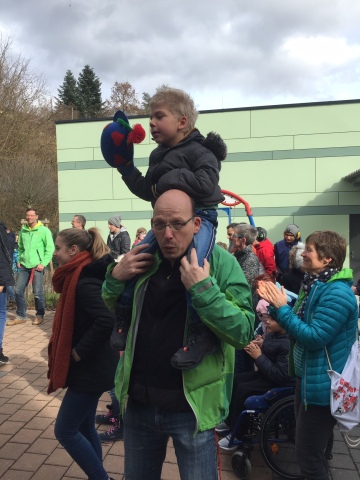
top-left (108, 215), bottom-right (122, 228)
top-left (101, 110), bottom-right (146, 176)
top-left (256, 298), bottom-right (270, 316)
top-left (256, 227), bottom-right (267, 242)
top-left (284, 224), bottom-right (300, 238)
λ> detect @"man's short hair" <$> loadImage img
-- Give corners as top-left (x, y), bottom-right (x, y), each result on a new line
top-left (26, 207), bottom-right (38, 215)
top-left (149, 86), bottom-right (198, 133)
top-left (227, 222), bottom-right (239, 230)
top-left (74, 215), bottom-right (86, 228)
top-left (234, 224), bottom-right (257, 245)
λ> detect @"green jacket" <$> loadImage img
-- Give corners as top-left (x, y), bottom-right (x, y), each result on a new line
top-left (18, 222), bottom-right (55, 268)
top-left (102, 244), bottom-right (255, 432)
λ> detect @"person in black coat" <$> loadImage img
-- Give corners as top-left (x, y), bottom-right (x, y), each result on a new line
top-left (48, 228), bottom-right (118, 480)
top-left (0, 222), bottom-right (15, 364)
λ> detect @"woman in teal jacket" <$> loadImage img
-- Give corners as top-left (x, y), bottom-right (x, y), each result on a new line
top-left (258, 231), bottom-right (358, 480)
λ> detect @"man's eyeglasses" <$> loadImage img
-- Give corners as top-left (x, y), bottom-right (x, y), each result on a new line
top-left (231, 234), bottom-right (244, 239)
top-left (151, 216), bottom-right (194, 232)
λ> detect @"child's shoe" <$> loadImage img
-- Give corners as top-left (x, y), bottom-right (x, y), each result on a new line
top-left (95, 404), bottom-right (116, 425)
top-left (110, 303), bottom-right (132, 351)
top-left (170, 324), bottom-right (218, 370)
top-left (98, 417), bottom-right (124, 443)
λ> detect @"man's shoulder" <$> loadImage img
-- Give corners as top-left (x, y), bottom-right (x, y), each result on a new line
top-left (210, 244), bottom-right (237, 265)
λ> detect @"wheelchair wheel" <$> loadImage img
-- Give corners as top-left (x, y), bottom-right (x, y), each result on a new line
top-left (231, 451), bottom-right (252, 480)
top-left (260, 396), bottom-right (303, 480)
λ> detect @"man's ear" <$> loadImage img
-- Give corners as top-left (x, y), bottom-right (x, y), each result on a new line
top-left (193, 216), bottom-right (201, 234)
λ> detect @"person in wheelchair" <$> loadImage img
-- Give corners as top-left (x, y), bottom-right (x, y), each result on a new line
top-left (217, 301), bottom-right (295, 449)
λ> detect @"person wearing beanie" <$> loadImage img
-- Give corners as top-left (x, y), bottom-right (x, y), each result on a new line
top-left (253, 227), bottom-right (276, 277)
top-left (107, 216), bottom-right (130, 260)
top-left (274, 223), bottom-right (301, 280)
top-left (280, 242), bottom-right (305, 294)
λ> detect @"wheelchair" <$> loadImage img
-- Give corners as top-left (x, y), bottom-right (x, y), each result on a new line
top-left (217, 386), bottom-right (333, 480)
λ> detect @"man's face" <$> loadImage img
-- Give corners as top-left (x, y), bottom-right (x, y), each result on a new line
top-left (227, 228), bottom-right (235, 241)
top-left (108, 223), bottom-right (117, 233)
top-left (151, 193), bottom-right (201, 264)
top-left (71, 216), bottom-right (82, 229)
top-left (26, 210), bottom-right (38, 227)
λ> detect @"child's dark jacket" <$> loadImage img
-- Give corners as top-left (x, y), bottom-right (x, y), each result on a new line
top-left (121, 129), bottom-right (225, 208)
top-left (255, 332), bottom-right (294, 386)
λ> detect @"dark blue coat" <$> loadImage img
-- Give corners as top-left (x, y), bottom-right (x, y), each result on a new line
top-left (0, 223), bottom-right (15, 288)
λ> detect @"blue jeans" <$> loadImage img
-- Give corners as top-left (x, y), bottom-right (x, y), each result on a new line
top-left (55, 388), bottom-right (109, 480)
top-left (123, 397), bottom-right (218, 480)
top-left (15, 267), bottom-right (45, 319)
top-left (0, 291), bottom-right (7, 349)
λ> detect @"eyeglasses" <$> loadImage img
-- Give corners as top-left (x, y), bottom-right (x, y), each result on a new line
top-left (151, 216), bottom-right (194, 232)
top-left (256, 311), bottom-right (270, 318)
top-left (231, 234), bottom-right (244, 239)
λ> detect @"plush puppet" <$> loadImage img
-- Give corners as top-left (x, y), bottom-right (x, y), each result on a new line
top-left (101, 110), bottom-right (146, 176)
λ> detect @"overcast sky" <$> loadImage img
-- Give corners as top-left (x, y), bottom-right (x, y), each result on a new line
top-left (1, 0), bottom-right (360, 111)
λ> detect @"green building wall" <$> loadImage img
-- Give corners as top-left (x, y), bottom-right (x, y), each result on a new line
top-left (56, 99), bottom-right (360, 266)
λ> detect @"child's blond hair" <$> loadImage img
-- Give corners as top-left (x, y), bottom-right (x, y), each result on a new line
top-left (149, 86), bottom-right (198, 134)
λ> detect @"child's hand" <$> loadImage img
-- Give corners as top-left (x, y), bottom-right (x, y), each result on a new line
top-left (244, 342), bottom-right (262, 360)
top-left (252, 335), bottom-right (264, 347)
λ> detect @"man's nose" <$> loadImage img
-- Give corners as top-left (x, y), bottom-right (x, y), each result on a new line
top-left (163, 225), bottom-right (173, 238)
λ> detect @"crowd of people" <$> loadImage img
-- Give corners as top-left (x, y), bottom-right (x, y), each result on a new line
top-left (0, 86), bottom-right (359, 480)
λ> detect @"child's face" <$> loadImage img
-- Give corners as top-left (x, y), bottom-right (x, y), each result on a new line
top-left (265, 316), bottom-right (285, 334)
top-left (150, 105), bottom-right (187, 148)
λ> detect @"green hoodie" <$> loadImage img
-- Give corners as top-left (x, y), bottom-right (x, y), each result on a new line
top-left (102, 244), bottom-right (255, 432)
top-left (18, 222), bottom-right (55, 268)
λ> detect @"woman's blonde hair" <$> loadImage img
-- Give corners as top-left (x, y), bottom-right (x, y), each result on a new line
top-left (57, 228), bottom-right (109, 261)
top-left (149, 86), bottom-right (198, 133)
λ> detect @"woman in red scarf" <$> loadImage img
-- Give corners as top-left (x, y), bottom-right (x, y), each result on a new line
top-left (48, 228), bottom-right (118, 480)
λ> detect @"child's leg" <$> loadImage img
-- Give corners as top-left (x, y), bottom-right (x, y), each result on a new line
top-left (171, 210), bottom-right (218, 370)
top-left (111, 231), bottom-right (158, 351)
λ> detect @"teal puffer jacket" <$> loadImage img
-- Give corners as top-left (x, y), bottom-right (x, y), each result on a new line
top-left (274, 269), bottom-right (358, 406)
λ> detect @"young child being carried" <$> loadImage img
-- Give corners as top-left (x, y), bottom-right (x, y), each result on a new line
top-left (101, 86), bottom-right (227, 370)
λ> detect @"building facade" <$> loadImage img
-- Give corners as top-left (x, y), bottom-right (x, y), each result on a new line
top-left (56, 99), bottom-right (360, 279)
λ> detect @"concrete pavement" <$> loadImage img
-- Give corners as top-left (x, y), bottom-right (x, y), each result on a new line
top-left (0, 309), bottom-right (359, 479)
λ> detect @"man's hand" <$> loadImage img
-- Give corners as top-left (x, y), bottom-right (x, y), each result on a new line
top-left (180, 248), bottom-right (210, 291)
top-left (35, 264), bottom-right (45, 272)
top-left (111, 244), bottom-right (154, 282)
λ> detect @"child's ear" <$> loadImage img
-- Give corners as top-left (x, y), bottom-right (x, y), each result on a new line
top-left (178, 115), bottom-right (188, 131)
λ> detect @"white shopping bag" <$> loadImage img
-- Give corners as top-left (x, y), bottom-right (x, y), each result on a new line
top-left (327, 341), bottom-right (360, 432)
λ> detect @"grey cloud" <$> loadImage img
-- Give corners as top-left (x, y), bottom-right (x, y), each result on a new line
top-left (1, 0), bottom-right (360, 109)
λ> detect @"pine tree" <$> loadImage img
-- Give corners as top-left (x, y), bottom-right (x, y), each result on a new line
top-left (76, 65), bottom-right (103, 118)
top-left (141, 92), bottom-right (151, 114)
top-left (57, 70), bottom-right (77, 107)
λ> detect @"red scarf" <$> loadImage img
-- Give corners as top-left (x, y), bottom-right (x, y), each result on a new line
top-left (47, 251), bottom-right (92, 394)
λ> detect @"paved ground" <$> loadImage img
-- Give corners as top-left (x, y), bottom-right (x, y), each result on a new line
top-left (0, 309), bottom-right (359, 480)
